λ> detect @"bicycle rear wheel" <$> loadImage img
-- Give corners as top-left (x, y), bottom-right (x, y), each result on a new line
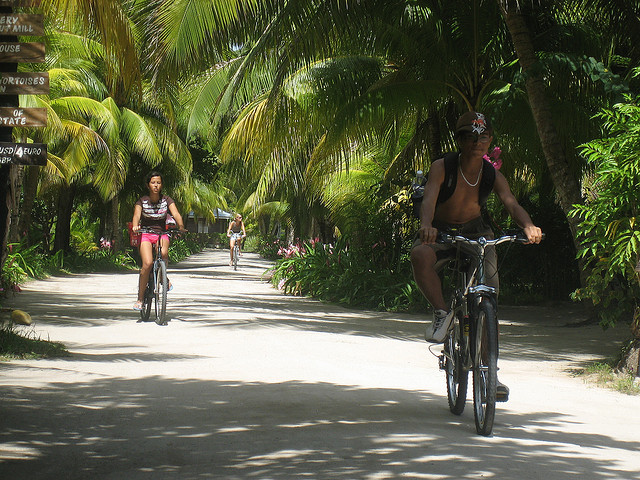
top-left (154, 260), bottom-right (168, 325)
top-left (140, 279), bottom-right (153, 322)
top-left (233, 244), bottom-right (239, 270)
top-left (472, 299), bottom-right (498, 436)
top-left (445, 313), bottom-right (468, 414)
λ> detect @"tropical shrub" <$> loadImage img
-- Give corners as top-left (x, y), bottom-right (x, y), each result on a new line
top-left (569, 96), bottom-right (640, 328)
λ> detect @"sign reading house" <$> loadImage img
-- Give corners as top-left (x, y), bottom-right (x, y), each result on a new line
top-left (0, 42), bottom-right (45, 62)
top-left (0, 141), bottom-right (46, 165)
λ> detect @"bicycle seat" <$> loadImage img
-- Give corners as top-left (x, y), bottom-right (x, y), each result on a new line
top-left (434, 250), bottom-right (472, 273)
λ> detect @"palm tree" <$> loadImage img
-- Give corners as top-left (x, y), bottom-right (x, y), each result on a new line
top-left (497, 0), bottom-right (639, 292)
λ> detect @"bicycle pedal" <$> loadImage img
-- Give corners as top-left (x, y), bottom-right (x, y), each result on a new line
top-left (438, 354), bottom-right (446, 370)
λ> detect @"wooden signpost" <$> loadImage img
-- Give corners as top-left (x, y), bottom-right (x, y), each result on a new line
top-left (0, 42), bottom-right (45, 62)
top-left (0, 107), bottom-right (46, 126)
top-left (0, 1), bottom-right (48, 166)
top-left (0, 13), bottom-right (44, 36)
top-left (0, 141), bottom-right (46, 165)
top-left (0, 1), bottom-right (42, 7)
top-left (0, 71), bottom-right (48, 94)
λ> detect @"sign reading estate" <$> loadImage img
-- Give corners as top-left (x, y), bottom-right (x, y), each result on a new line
top-left (0, 42), bottom-right (45, 62)
top-left (0, 142), bottom-right (46, 165)
top-left (0, 72), bottom-right (48, 94)
top-left (0, 107), bottom-right (46, 126)
top-left (0, 14), bottom-right (44, 36)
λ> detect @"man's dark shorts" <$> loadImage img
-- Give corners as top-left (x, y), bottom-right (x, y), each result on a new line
top-left (412, 216), bottom-right (499, 292)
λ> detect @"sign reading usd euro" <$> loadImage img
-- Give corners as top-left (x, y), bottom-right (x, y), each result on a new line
top-left (0, 142), bottom-right (46, 165)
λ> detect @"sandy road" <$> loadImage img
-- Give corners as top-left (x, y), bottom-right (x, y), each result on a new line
top-left (0, 248), bottom-right (638, 479)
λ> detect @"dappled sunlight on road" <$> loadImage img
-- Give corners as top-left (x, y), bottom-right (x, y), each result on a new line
top-left (1, 249), bottom-right (638, 479)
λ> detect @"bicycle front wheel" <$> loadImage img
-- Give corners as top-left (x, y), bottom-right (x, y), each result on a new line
top-left (140, 277), bottom-right (153, 322)
top-left (445, 314), bottom-right (468, 415)
top-left (154, 260), bottom-right (168, 325)
top-left (472, 299), bottom-right (498, 436)
top-left (233, 244), bottom-right (239, 270)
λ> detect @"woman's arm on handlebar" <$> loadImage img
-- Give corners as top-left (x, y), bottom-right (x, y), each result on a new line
top-left (132, 204), bottom-right (142, 232)
top-left (168, 202), bottom-right (187, 232)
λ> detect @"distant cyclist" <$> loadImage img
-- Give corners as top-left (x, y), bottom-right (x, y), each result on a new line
top-left (131, 171), bottom-right (186, 311)
top-left (227, 213), bottom-right (246, 266)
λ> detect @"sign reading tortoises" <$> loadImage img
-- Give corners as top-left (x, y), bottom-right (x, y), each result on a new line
top-left (0, 72), bottom-right (48, 94)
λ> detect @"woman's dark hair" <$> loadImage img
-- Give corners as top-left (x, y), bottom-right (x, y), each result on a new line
top-left (145, 170), bottom-right (163, 185)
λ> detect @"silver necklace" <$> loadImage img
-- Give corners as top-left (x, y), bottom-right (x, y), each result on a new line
top-left (459, 164), bottom-right (482, 187)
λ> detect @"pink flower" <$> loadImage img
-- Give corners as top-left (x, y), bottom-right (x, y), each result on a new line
top-left (484, 147), bottom-right (502, 170)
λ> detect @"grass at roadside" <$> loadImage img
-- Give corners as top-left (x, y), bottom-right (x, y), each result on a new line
top-left (577, 362), bottom-right (640, 395)
top-left (0, 324), bottom-right (69, 360)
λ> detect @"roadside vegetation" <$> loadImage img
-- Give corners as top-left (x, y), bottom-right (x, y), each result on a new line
top-left (0, 321), bottom-right (69, 361)
top-left (579, 362), bottom-right (640, 396)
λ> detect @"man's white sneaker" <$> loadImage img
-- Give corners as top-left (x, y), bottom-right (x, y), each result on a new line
top-left (426, 309), bottom-right (454, 343)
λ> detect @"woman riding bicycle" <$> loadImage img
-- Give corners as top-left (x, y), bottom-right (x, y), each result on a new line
top-left (227, 213), bottom-right (246, 266)
top-left (131, 171), bottom-right (186, 311)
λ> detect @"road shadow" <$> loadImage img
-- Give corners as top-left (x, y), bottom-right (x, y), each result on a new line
top-left (1, 376), bottom-right (638, 479)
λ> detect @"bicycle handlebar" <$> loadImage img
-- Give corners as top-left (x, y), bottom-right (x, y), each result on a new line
top-left (437, 231), bottom-right (545, 247)
top-left (138, 226), bottom-right (187, 236)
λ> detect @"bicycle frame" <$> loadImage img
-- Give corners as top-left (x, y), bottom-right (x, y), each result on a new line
top-left (438, 232), bottom-right (530, 435)
top-left (230, 233), bottom-right (242, 270)
top-left (139, 229), bottom-right (171, 325)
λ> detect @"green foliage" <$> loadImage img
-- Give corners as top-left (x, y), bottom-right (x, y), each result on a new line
top-left (168, 234), bottom-right (208, 263)
top-left (269, 232), bottom-right (426, 313)
top-left (1, 243), bottom-right (50, 293)
top-left (254, 235), bottom-right (290, 260)
top-left (0, 321), bottom-right (69, 360)
top-left (581, 362), bottom-right (640, 396)
top-left (569, 96), bottom-right (640, 328)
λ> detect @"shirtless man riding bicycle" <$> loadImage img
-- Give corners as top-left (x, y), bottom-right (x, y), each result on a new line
top-left (410, 111), bottom-right (543, 398)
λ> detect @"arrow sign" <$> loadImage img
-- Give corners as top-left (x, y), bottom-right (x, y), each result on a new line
top-left (0, 107), bottom-right (46, 126)
top-left (0, 142), bottom-right (46, 165)
top-left (0, 42), bottom-right (45, 62)
top-left (0, 72), bottom-right (48, 94)
top-left (0, 14), bottom-right (44, 36)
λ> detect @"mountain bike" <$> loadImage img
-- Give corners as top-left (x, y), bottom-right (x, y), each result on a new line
top-left (434, 231), bottom-right (538, 436)
top-left (230, 233), bottom-right (243, 270)
top-left (139, 228), bottom-right (177, 326)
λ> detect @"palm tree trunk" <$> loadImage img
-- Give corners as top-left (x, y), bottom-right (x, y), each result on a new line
top-left (17, 165), bottom-right (39, 246)
top-left (0, 165), bottom-right (10, 269)
top-left (499, 2), bottom-right (590, 291)
top-left (499, 4), bottom-right (583, 227)
top-left (53, 183), bottom-right (76, 254)
top-left (8, 165), bottom-right (24, 243)
top-left (107, 195), bottom-right (121, 252)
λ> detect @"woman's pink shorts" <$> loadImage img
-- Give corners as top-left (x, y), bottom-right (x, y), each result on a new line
top-left (140, 232), bottom-right (169, 244)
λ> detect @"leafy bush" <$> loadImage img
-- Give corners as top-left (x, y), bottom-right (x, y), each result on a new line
top-left (255, 235), bottom-right (290, 260)
top-left (269, 236), bottom-right (426, 312)
top-left (569, 96), bottom-right (640, 328)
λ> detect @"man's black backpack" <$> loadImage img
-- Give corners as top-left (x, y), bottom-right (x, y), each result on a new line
top-left (411, 152), bottom-right (496, 218)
